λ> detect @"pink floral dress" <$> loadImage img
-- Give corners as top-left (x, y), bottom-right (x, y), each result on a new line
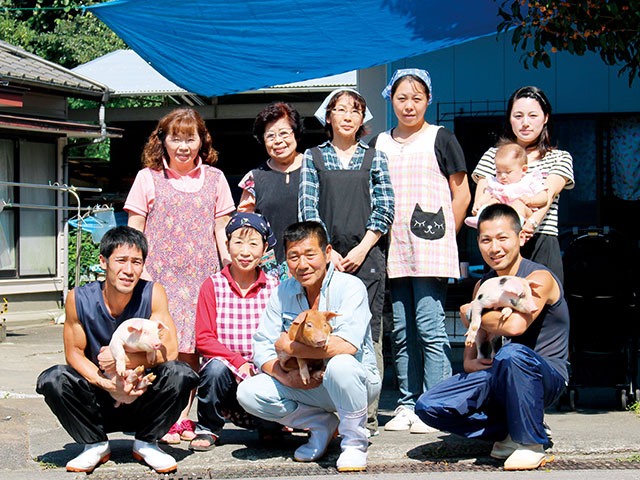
top-left (145, 166), bottom-right (223, 353)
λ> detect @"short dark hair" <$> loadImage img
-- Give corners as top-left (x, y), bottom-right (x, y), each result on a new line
top-left (100, 226), bottom-right (148, 261)
top-left (477, 204), bottom-right (522, 234)
top-left (283, 221), bottom-right (328, 252)
top-left (324, 91), bottom-right (368, 140)
top-left (253, 102), bottom-right (304, 145)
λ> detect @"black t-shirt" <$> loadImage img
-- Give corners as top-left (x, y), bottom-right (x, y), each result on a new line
top-left (369, 127), bottom-right (466, 179)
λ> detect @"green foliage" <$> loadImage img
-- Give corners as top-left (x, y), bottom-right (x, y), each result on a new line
top-left (497, 0), bottom-right (640, 85)
top-left (628, 400), bottom-right (640, 416)
top-left (0, 0), bottom-right (125, 69)
top-left (67, 229), bottom-right (101, 288)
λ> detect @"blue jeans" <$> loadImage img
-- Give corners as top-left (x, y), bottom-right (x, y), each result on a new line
top-left (415, 343), bottom-right (566, 445)
top-left (237, 354), bottom-right (381, 421)
top-left (390, 277), bottom-right (451, 407)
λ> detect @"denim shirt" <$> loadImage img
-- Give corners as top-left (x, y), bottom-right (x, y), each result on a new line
top-left (252, 262), bottom-right (378, 374)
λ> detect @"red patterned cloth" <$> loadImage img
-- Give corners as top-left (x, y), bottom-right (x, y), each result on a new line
top-left (195, 265), bottom-right (279, 380)
top-left (143, 166), bottom-right (230, 353)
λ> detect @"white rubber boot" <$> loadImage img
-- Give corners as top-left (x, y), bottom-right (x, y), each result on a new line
top-left (336, 407), bottom-right (368, 472)
top-left (278, 404), bottom-right (339, 462)
top-left (132, 439), bottom-right (177, 473)
top-left (66, 441), bottom-right (110, 472)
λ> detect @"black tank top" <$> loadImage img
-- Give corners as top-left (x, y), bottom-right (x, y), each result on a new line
top-left (482, 258), bottom-right (570, 382)
top-left (74, 280), bottom-right (154, 366)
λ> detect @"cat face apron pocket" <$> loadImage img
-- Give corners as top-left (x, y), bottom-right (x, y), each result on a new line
top-left (410, 204), bottom-right (446, 240)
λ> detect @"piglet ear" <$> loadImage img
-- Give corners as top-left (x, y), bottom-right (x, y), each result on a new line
top-left (502, 278), bottom-right (526, 296)
top-left (157, 321), bottom-right (168, 330)
top-left (291, 311), bottom-right (307, 327)
top-left (126, 318), bottom-right (144, 333)
top-left (527, 279), bottom-right (544, 290)
top-left (324, 312), bottom-right (340, 320)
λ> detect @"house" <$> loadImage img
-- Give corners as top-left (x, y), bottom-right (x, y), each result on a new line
top-left (0, 40), bottom-right (121, 321)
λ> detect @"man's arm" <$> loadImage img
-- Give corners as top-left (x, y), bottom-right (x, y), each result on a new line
top-left (64, 290), bottom-right (144, 401)
top-left (462, 270), bottom-right (558, 337)
top-left (275, 331), bottom-right (357, 359)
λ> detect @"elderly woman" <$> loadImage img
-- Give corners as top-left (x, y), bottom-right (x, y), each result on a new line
top-left (238, 102), bottom-right (304, 279)
top-left (472, 86), bottom-right (574, 283)
top-left (125, 108), bottom-right (235, 443)
top-left (298, 88), bottom-right (394, 436)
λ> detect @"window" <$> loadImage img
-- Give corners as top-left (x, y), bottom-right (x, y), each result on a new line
top-left (0, 137), bottom-right (58, 278)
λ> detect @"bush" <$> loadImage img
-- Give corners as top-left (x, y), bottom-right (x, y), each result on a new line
top-left (68, 229), bottom-right (101, 288)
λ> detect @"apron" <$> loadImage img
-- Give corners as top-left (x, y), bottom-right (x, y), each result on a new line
top-left (310, 147), bottom-right (386, 339)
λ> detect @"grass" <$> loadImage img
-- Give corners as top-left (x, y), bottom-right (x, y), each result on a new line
top-left (33, 457), bottom-right (58, 469)
top-left (617, 454), bottom-right (640, 463)
top-left (627, 401), bottom-right (640, 416)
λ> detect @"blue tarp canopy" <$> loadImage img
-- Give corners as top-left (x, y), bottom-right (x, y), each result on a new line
top-left (89, 0), bottom-right (502, 97)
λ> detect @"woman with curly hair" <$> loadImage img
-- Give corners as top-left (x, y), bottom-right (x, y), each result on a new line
top-left (125, 108), bottom-right (235, 443)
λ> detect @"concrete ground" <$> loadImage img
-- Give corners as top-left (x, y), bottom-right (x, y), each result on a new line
top-left (1, 319), bottom-right (640, 479)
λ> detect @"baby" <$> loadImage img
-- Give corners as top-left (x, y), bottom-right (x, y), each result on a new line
top-left (466, 143), bottom-right (548, 228)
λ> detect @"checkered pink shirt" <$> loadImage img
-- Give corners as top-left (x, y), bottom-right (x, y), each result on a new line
top-left (195, 266), bottom-right (279, 380)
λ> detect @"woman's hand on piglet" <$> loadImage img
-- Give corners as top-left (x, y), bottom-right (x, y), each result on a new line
top-left (275, 332), bottom-right (293, 354)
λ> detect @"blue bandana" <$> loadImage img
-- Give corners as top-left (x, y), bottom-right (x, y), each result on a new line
top-left (225, 212), bottom-right (276, 249)
top-left (381, 68), bottom-right (433, 104)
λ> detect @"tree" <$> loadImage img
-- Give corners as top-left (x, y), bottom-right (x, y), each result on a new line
top-left (0, 0), bottom-right (125, 68)
top-left (497, 0), bottom-right (640, 85)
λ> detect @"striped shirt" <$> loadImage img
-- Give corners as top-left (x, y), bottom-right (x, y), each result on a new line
top-left (473, 148), bottom-right (574, 236)
top-left (298, 140), bottom-right (395, 234)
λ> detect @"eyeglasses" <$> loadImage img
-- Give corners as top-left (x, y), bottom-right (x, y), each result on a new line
top-left (264, 129), bottom-right (294, 143)
top-left (331, 107), bottom-right (363, 118)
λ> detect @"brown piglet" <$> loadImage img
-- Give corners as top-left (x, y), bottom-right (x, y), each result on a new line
top-left (278, 310), bottom-right (337, 384)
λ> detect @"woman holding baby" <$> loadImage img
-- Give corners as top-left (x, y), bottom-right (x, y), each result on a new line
top-left (472, 86), bottom-right (575, 283)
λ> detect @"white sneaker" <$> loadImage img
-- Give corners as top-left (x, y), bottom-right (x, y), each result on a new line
top-left (132, 439), bottom-right (177, 473)
top-left (490, 434), bottom-right (519, 459)
top-left (384, 406), bottom-right (416, 431)
top-left (504, 444), bottom-right (553, 470)
top-left (66, 441), bottom-right (110, 472)
top-left (409, 417), bottom-right (439, 434)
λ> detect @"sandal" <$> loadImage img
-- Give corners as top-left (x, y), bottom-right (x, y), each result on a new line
top-left (178, 419), bottom-right (197, 441)
top-left (159, 423), bottom-right (181, 444)
top-left (189, 433), bottom-right (219, 452)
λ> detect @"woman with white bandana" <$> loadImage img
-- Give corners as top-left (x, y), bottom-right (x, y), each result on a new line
top-left (373, 69), bottom-right (470, 434)
top-left (298, 88), bottom-right (394, 436)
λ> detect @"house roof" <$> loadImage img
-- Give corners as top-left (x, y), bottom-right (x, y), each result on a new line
top-left (72, 49), bottom-right (356, 97)
top-left (0, 40), bottom-right (110, 98)
top-left (72, 49), bottom-right (187, 96)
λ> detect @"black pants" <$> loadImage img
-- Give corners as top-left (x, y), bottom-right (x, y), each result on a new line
top-left (197, 359), bottom-right (278, 434)
top-left (36, 361), bottom-right (199, 444)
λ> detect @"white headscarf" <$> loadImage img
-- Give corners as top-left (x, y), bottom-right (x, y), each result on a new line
top-left (313, 88), bottom-right (374, 126)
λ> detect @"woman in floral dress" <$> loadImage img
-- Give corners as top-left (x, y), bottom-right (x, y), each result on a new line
top-left (125, 108), bottom-right (235, 443)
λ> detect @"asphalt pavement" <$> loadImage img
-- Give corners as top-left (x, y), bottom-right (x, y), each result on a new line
top-left (2, 318), bottom-right (640, 479)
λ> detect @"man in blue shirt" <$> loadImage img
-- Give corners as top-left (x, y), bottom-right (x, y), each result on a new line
top-left (237, 221), bottom-right (380, 472)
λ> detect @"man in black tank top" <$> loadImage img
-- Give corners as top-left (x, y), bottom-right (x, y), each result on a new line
top-left (414, 205), bottom-right (568, 471)
top-left (36, 226), bottom-right (198, 474)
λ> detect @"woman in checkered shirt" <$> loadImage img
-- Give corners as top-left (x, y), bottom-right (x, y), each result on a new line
top-left (190, 212), bottom-right (280, 451)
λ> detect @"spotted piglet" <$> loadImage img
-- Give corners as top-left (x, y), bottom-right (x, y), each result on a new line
top-left (465, 276), bottom-right (541, 359)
